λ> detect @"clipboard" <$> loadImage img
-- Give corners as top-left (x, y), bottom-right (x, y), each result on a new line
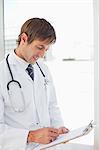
top-left (33, 120), bottom-right (95, 150)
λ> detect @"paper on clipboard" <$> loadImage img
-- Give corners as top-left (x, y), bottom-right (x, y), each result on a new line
top-left (33, 120), bottom-right (95, 150)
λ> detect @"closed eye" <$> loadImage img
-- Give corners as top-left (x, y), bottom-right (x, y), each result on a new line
top-left (36, 45), bottom-right (49, 51)
top-left (36, 46), bottom-right (44, 50)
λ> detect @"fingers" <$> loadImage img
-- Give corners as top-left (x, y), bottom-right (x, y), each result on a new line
top-left (49, 127), bottom-right (59, 135)
top-left (48, 136), bottom-right (57, 143)
top-left (47, 127), bottom-right (59, 143)
top-left (48, 127), bottom-right (58, 133)
top-left (62, 127), bottom-right (69, 133)
top-left (49, 131), bottom-right (59, 138)
top-left (58, 127), bottom-right (69, 134)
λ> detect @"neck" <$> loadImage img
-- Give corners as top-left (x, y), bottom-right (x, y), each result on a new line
top-left (14, 47), bottom-right (25, 60)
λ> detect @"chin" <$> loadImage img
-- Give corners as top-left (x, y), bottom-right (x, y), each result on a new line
top-left (27, 59), bottom-right (35, 64)
top-left (30, 61), bottom-right (36, 64)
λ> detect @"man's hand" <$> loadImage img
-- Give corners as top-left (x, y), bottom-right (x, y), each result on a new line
top-left (27, 127), bottom-right (59, 144)
top-left (58, 127), bottom-right (69, 134)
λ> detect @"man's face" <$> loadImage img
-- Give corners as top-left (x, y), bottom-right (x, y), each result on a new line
top-left (19, 35), bottom-right (51, 64)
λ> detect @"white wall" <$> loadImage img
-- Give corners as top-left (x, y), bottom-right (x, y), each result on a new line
top-left (0, 0), bottom-right (5, 61)
top-left (94, 0), bottom-right (99, 149)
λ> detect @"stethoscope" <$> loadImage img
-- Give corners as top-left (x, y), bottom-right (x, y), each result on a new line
top-left (6, 54), bottom-right (49, 112)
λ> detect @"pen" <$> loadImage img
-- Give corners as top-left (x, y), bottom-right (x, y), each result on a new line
top-left (83, 120), bottom-right (93, 133)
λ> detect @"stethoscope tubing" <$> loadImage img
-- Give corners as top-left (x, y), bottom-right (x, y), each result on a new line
top-left (6, 54), bottom-right (22, 90)
top-left (36, 62), bottom-right (45, 78)
top-left (6, 54), bottom-right (47, 112)
top-left (6, 54), bottom-right (46, 90)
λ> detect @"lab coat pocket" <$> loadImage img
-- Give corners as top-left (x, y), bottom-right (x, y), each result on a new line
top-left (6, 82), bottom-right (25, 112)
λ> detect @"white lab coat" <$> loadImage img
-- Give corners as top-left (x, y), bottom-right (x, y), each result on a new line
top-left (0, 51), bottom-right (64, 150)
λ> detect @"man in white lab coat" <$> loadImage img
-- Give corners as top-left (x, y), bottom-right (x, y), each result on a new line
top-left (0, 18), bottom-right (68, 150)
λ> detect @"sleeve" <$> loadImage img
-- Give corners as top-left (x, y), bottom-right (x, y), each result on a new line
top-left (0, 86), bottom-right (29, 150)
top-left (43, 64), bottom-right (64, 128)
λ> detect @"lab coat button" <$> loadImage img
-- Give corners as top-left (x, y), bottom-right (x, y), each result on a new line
top-left (14, 108), bottom-right (18, 112)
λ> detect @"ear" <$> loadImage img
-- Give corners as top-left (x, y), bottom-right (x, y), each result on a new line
top-left (20, 33), bottom-right (28, 45)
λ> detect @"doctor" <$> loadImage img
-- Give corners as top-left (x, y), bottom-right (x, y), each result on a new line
top-left (0, 18), bottom-right (68, 150)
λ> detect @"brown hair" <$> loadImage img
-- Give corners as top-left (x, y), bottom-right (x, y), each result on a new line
top-left (17, 18), bottom-right (56, 45)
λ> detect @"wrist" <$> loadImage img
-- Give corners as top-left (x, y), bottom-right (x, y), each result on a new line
top-left (27, 131), bottom-right (35, 143)
top-left (27, 131), bottom-right (30, 143)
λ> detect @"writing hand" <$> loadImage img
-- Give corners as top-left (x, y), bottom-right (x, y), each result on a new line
top-left (58, 126), bottom-right (69, 134)
top-left (27, 127), bottom-right (59, 144)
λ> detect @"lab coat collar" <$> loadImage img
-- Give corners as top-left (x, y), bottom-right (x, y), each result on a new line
top-left (9, 50), bottom-right (30, 70)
